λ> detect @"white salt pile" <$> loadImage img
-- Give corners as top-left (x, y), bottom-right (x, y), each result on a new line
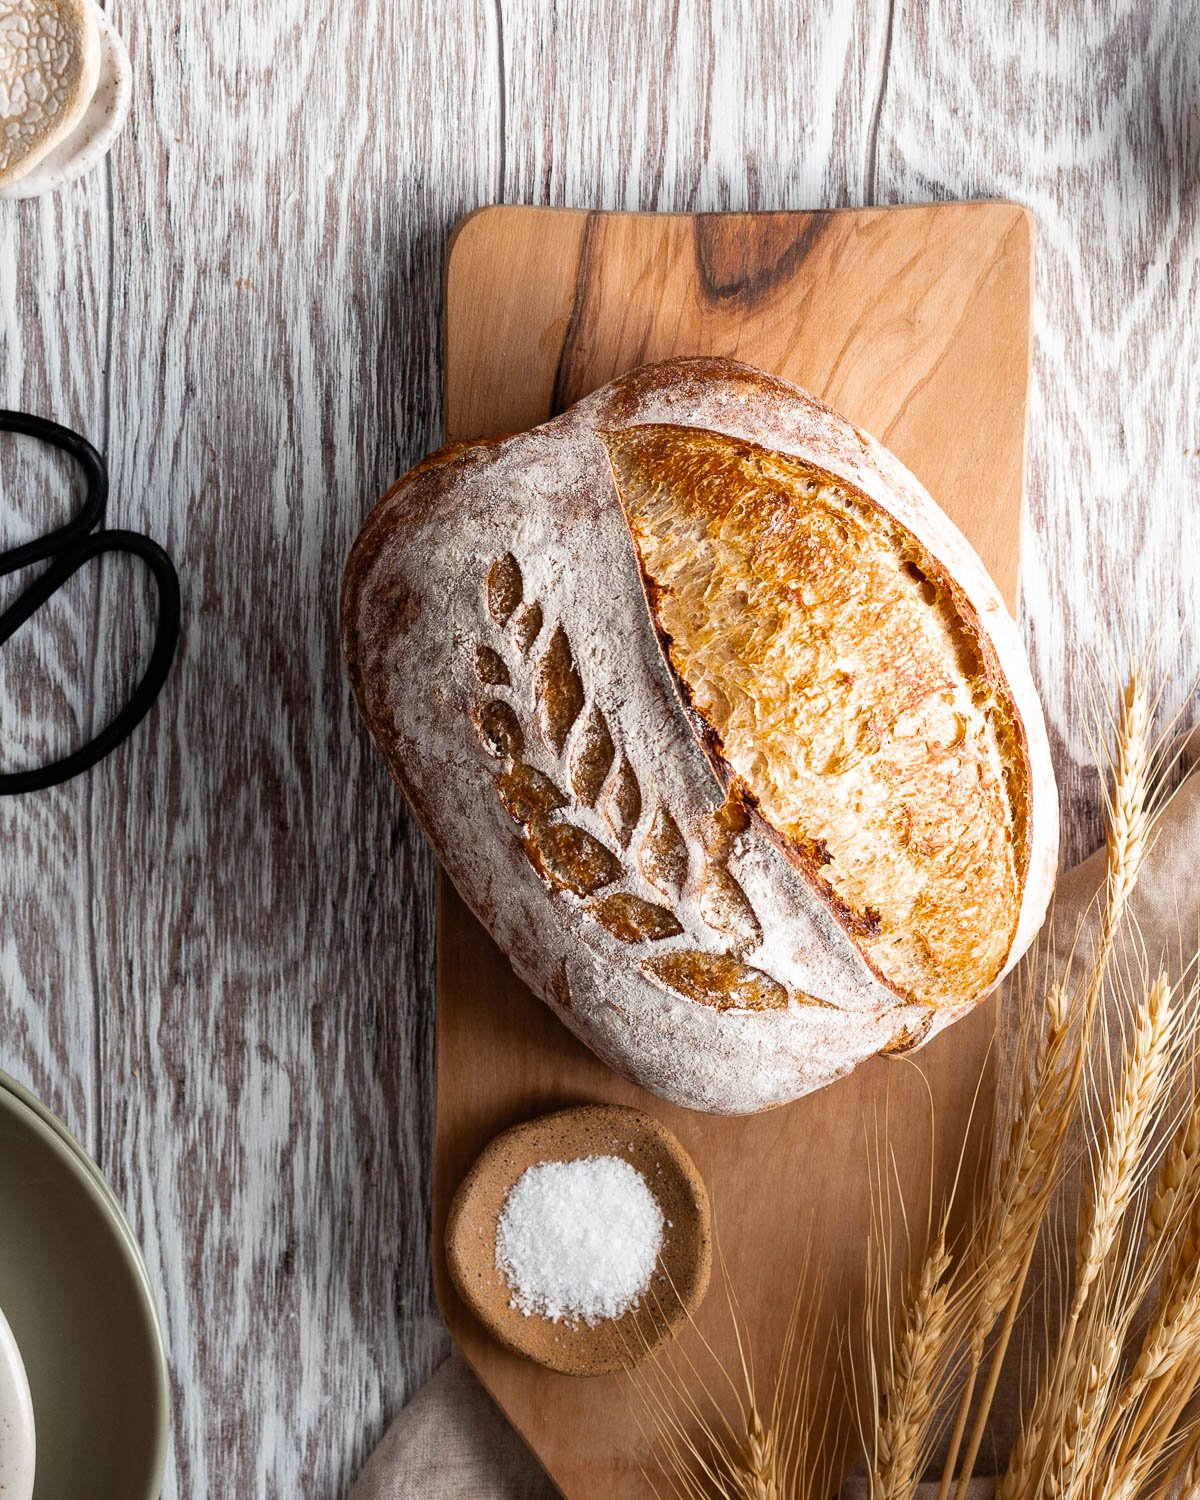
top-left (495, 1154), bottom-right (665, 1326)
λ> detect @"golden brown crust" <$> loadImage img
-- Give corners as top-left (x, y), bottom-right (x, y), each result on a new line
top-left (341, 356), bottom-right (1059, 1114)
top-left (604, 423), bottom-right (1030, 1008)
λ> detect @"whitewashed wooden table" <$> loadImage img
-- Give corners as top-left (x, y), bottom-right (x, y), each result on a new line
top-left (1, 2), bottom-right (1197, 1495)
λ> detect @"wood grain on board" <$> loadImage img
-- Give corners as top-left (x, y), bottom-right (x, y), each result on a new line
top-left (434, 201), bottom-right (1031, 1497)
top-left (1, 3), bottom-right (1197, 1497)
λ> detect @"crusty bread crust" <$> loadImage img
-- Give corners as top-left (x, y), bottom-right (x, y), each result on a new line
top-left (606, 422), bottom-right (1030, 1010)
top-left (342, 356), bottom-right (1058, 1114)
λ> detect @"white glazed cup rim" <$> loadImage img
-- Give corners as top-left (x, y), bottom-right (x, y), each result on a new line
top-left (0, 0), bottom-right (132, 200)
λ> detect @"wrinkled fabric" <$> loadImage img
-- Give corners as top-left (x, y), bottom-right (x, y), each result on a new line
top-left (349, 1353), bottom-right (557, 1500)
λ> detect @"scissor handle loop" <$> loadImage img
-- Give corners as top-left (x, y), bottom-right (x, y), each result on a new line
top-left (0, 410), bottom-right (108, 572)
top-left (0, 413), bottom-right (181, 795)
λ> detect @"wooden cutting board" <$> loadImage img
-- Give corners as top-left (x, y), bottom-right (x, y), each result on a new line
top-left (433, 203), bottom-right (1033, 1497)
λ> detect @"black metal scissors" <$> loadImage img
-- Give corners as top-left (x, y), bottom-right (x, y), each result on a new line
top-left (0, 410), bottom-right (180, 795)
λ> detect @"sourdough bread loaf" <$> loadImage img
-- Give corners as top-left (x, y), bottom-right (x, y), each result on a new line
top-left (342, 357), bottom-right (1058, 1114)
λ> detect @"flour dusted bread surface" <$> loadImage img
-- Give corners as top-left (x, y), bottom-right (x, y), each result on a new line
top-left (342, 357), bottom-right (1058, 1114)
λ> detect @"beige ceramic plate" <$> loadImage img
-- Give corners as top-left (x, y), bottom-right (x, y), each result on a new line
top-left (0, 1076), bottom-right (169, 1500)
top-left (445, 1103), bottom-right (711, 1375)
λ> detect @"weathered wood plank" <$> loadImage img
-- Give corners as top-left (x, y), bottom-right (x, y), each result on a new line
top-left (0, 184), bottom-right (110, 1152)
top-left (83, 1), bottom-right (499, 1494)
top-left (500, 0), bottom-right (891, 209)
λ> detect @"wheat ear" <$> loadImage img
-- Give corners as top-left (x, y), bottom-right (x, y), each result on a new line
top-left (1104, 1245), bottom-right (1200, 1451)
top-left (873, 1227), bottom-right (954, 1500)
top-left (998, 973), bottom-right (1174, 1497)
top-left (1073, 974), bottom-right (1174, 1312)
top-left (1145, 1086), bottom-right (1200, 1254)
top-left (1100, 670), bottom-right (1154, 943)
top-left (1106, 1350), bottom-right (1200, 1500)
top-left (1044, 1323), bottom-right (1124, 1498)
top-left (733, 1409), bottom-right (779, 1500)
top-left (967, 674), bottom-right (1158, 1497)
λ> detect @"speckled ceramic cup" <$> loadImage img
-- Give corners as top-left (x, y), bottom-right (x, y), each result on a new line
top-left (0, 1305), bottom-right (35, 1500)
top-left (0, 0), bottom-right (132, 200)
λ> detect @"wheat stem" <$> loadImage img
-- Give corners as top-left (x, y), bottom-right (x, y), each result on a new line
top-left (952, 1228), bottom-right (1040, 1500)
top-left (934, 1357), bottom-right (976, 1500)
top-left (939, 983), bottom-right (1074, 1497)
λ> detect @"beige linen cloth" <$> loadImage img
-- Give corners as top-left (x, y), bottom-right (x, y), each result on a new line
top-left (351, 749), bottom-right (1200, 1500)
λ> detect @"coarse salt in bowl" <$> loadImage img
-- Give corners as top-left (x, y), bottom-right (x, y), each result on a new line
top-left (444, 1103), bottom-right (712, 1376)
top-left (496, 1154), bottom-right (665, 1327)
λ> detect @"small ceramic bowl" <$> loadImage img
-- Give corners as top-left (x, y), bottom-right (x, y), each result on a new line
top-left (0, 0), bottom-right (132, 200)
top-left (0, 1305), bottom-right (35, 1500)
top-left (445, 1103), bottom-right (711, 1375)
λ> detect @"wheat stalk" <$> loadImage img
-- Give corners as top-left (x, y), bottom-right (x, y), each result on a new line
top-left (1074, 975), bottom-right (1174, 1310)
top-left (948, 675), bottom-right (1161, 1498)
top-left (984, 981), bottom-right (1075, 1315)
top-left (1087, 1011), bottom-right (1200, 1470)
top-left (1107, 1255), bottom-right (1200, 1445)
top-left (872, 1228), bottom-right (955, 1500)
top-left (938, 983), bottom-right (1074, 1499)
top-left (640, 670), bottom-right (1195, 1500)
top-left (996, 974), bottom-right (1175, 1497)
top-left (1105, 1352), bottom-right (1200, 1500)
top-left (734, 1410), bottom-right (779, 1500)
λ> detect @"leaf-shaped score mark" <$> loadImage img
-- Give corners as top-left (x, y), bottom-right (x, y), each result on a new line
top-left (643, 951), bottom-right (787, 1012)
top-left (487, 553), bottom-right (523, 625)
top-left (473, 644), bottom-right (510, 686)
top-left (639, 805), bottom-right (688, 897)
top-left (513, 602), bottom-right (544, 654)
top-left (570, 705), bottom-right (615, 806)
top-left (698, 860), bottom-right (762, 954)
top-left (589, 893), bottom-right (683, 944)
top-left (535, 625), bottom-right (584, 755)
top-left (695, 794), bottom-right (760, 951)
top-left (522, 818), bottom-right (622, 896)
top-left (495, 764), bottom-right (567, 823)
top-left (474, 700), bottom-right (525, 759)
top-left (603, 758), bottom-right (642, 847)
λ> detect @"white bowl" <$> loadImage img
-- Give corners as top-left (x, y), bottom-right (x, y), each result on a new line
top-left (0, 1305), bottom-right (34, 1500)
